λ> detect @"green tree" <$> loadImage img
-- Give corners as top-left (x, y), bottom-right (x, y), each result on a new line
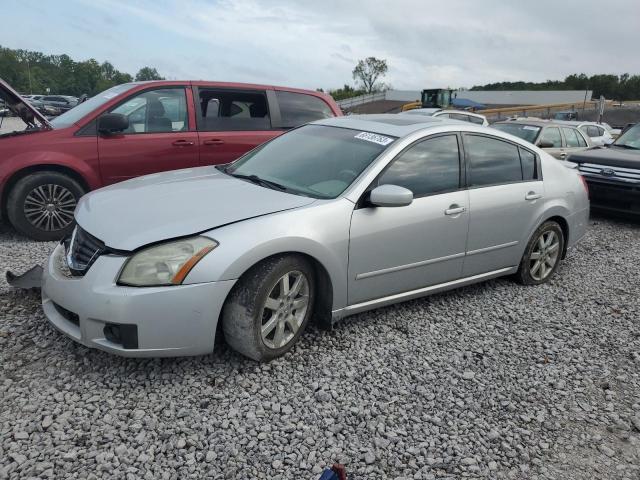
top-left (328, 84), bottom-right (365, 101)
top-left (352, 57), bottom-right (388, 94)
top-left (135, 67), bottom-right (164, 81)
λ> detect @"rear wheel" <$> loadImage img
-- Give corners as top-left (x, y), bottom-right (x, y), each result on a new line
top-left (222, 255), bottom-right (315, 362)
top-left (515, 221), bottom-right (564, 285)
top-left (7, 171), bottom-right (84, 241)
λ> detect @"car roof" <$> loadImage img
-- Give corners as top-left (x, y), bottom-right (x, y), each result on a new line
top-left (401, 108), bottom-right (442, 115)
top-left (314, 114), bottom-right (469, 137)
top-left (496, 119), bottom-right (580, 129)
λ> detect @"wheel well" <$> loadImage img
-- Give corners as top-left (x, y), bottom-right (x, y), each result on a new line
top-left (1, 165), bottom-right (90, 219)
top-left (216, 252), bottom-right (335, 338)
top-left (546, 215), bottom-right (569, 259)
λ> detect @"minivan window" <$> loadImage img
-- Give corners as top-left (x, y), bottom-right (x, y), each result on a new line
top-left (197, 89), bottom-right (271, 131)
top-left (379, 135), bottom-right (460, 196)
top-left (465, 134), bottom-right (523, 187)
top-left (110, 88), bottom-right (187, 133)
top-left (276, 91), bottom-right (333, 128)
top-left (50, 83), bottom-right (137, 129)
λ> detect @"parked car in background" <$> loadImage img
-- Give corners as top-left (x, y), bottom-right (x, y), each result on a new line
top-left (553, 110), bottom-right (579, 121)
top-left (553, 120), bottom-right (614, 146)
top-left (568, 123), bottom-right (640, 216)
top-left (492, 120), bottom-right (592, 160)
top-left (0, 78), bottom-right (342, 240)
top-left (401, 108), bottom-right (489, 126)
top-left (40, 95), bottom-right (78, 115)
top-left (41, 114), bottom-right (589, 360)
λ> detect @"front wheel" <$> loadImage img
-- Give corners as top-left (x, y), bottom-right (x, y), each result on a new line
top-left (222, 255), bottom-right (315, 362)
top-left (7, 171), bottom-right (84, 241)
top-left (515, 221), bottom-right (565, 285)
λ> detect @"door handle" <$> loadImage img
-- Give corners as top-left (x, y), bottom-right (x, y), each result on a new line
top-left (203, 139), bottom-right (225, 146)
top-left (525, 191), bottom-right (542, 201)
top-left (172, 139), bottom-right (195, 147)
top-left (559, 152), bottom-right (567, 159)
top-left (444, 205), bottom-right (466, 216)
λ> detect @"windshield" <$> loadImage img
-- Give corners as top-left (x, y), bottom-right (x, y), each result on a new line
top-left (226, 124), bottom-right (396, 199)
top-left (614, 124), bottom-right (640, 150)
top-left (50, 83), bottom-right (137, 129)
top-left (492, 123), bottom-right (541, 144)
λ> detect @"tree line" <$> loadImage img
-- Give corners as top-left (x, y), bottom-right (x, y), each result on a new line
top-left (0, 45), bottom-right (164, 97)
top-left (471, 74), bottom-right (640, 100)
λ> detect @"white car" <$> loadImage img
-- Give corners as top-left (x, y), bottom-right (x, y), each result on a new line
top-left (554, 120), bottom-right (615, 146)
top-left (401, 108), bottom-right (489, 126)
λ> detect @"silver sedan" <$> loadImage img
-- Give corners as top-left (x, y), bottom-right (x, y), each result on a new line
top-left (41, 114), bottom-right (590, 361)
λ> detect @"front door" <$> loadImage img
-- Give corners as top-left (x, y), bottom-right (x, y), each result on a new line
top-left (561, 126), bottom-right (590, 157)
top-left (461, 134), bottom-right (546, 276)
top-left (537, 126), bottom-right (565, 160)
top-left (348, 134), bottom-right (469, 305)
top-left (98, 87), bottom-right (200, 184)
top-left (194, 88), bottom-right (281, 165)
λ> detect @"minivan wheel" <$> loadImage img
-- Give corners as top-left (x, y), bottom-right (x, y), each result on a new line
top-left (7, 171), bottom-right (84, 241)
top-left (222, 255), bottom-right (315, 362)
top-left (515, 221), bottom-right (565, 285)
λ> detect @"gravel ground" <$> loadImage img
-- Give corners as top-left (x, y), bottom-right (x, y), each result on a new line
top-left (1, 215), bottom-right (639, 480)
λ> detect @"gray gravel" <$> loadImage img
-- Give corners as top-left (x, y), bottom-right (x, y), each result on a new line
top-left (1, 215), bottom-right (639, 479)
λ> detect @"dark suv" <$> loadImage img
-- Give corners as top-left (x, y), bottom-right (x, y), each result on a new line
top-left (0, 79), bottom-right (342, 240)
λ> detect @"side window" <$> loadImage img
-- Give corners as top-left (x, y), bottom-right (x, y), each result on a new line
top-left (378, 135), bottom-right (460, 197)
top-left (575, 130), bottom-right (587, 147)
top-left (586, 125), bottom-right (600, 137)
top-left (465, 134), bottom-right (523, 187)
top-left (110, 88), bottom-right (187, 134)
top-left (196, 89), bottom-right (271, 131)
top-left (450, 113), bottom-right (470, 122)
top-left (562, 127), bottom-right (581, 147)
top-left (519, 147), bottom-right (538, 181)
top-left (467, 115), bottom-right (484, 125)
top-left (539, 127), bottom-right (562, 148)
top-left (276, 91), bottom-right (333, 128)
top-left (597, 126), bottom-right (605, 137)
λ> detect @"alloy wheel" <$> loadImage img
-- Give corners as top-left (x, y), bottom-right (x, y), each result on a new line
top-left (529, 230), bottom-right (560, 281)
top-left (23, 184), bottom-right (77, 232)
top-left (260, 270), bottom-right (310, 349)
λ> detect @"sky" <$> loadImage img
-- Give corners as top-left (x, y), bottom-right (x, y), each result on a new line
top-left (2, 0), bottom-right (640, 91)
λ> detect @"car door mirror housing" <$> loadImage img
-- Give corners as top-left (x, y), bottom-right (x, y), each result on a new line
top-left (369, 184), bottom-right (413, 207)
top-left (538, 141), bottom-right (554, 148)
top-left (98, 113), bottom-right (129, 135)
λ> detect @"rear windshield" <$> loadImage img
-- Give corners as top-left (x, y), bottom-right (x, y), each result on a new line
top-left (50, 83), bottom-right (137, 129)
top-left (492, 123), bottom-right (541, 144)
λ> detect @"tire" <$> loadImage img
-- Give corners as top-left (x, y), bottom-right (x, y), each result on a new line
top-left (7, 171), bottom-right (84, 241)
top-left (222, 255), bottom-right (316, 362)
top-left (515, 220), bottom-right (565, 285)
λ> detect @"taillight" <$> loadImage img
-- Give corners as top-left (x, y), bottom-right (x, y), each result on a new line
top-left (579, 174), bottom-right (589, 199)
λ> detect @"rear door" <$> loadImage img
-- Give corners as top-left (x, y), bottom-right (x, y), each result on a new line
top-left (98, 86), bottom-right (200, 184)
top-left (537, 126), bottom-right (565, 159)
top-left (194, 87), bottom-right (280, 165)
top-left (462, 134), bottom-right (545, 276)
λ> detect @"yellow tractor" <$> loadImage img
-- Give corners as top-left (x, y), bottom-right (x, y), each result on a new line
top-left (401, 88), bottom-right (455, 112)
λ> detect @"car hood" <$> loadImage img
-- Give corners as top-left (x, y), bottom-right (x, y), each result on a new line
top-left (0, 78), bottom-right (52, 129)
top-left (568, 146), bottom-right (640, 169)
top-left (75, 167), bottom-right (317, 251)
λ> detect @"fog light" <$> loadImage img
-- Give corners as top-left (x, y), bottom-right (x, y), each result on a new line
top-left (103, 324), bottom-right (138, 349)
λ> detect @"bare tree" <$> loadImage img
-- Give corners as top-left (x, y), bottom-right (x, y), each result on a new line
top-left (352, 57), bottom-right (388, 94)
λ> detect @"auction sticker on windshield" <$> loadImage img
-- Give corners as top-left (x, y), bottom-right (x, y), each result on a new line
top-left (523, 126), bottom-right (539, 131)
top-left (354, 131), bottom-right (394, 146)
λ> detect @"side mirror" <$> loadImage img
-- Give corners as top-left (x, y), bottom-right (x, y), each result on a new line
top-left (98, 113), bottom-right (129, 135)
top-left (538, 141), bottom-right (554, 148)
top-left (369, 184), bottom-right (413, 207)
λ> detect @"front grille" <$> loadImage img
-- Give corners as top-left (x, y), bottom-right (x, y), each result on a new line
top-left (65, 226), bottom-right (105, 276)
top-left (577, 162), bottom-right (640, 183)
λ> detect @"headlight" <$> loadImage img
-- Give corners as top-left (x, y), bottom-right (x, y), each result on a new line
top-left (118, 236), bottom-right (218, 286)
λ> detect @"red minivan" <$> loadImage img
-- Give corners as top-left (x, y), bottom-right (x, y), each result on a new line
top-left (0, 79), bottom-right (342, 240)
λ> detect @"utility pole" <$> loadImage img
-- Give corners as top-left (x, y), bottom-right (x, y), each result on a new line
top-left (26, 59), bottom-right (33, 94)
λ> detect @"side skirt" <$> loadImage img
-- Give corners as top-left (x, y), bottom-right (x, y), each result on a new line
top-left (331, 266), bottom-right (517, 321)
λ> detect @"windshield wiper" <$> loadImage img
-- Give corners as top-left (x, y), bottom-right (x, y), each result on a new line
top-left (228, 172), bottom-right (288, 191)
